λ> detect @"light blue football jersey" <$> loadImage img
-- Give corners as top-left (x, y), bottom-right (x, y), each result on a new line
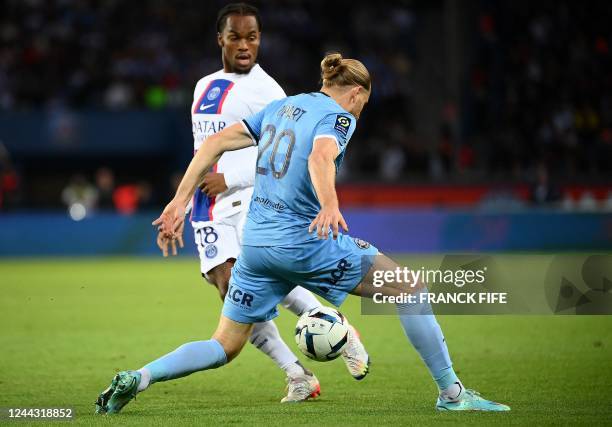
top-left (241, 92), bottom-right (357, 246)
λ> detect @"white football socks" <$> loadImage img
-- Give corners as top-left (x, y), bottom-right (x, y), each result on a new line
top-left (250, 321), bottom-right (302, 375)
top-left (249, 287), bottom-right (324, 377)
top-left (281, 286), bottom-right (322, 316)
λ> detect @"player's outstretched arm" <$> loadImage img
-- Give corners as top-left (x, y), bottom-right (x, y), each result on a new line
top-left (307, 137), bottom-right (348, 240)
top-left (153, 123), bottom-right (253, 237)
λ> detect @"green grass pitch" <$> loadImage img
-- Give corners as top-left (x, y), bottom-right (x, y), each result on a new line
top-left (1, 258), bottom-right (611, 426)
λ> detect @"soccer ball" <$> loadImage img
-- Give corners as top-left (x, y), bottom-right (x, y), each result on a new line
top-left (295, 306), bottom-right (349, 361)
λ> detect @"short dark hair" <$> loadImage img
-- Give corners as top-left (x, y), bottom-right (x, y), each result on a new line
top-left (216, 3), bottom-right (262, 33)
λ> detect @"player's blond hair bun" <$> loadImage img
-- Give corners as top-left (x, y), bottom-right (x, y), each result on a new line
top-left (320, 52), bottom-right (371, 92)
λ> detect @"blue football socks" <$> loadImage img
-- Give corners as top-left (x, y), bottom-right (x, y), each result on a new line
top-left (143, 339), bottom-right (227, 383)
top-left (396, 288), bottom-right (459, 391)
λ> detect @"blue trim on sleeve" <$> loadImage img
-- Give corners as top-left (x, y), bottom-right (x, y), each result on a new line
top-left (242, 119), bottom-right (259, 144)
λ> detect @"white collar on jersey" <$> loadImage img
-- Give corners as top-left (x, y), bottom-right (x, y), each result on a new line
top-left (216, 63), bottom-right (263, 79)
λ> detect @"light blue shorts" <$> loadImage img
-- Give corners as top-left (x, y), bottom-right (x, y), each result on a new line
top-left (222, 233), bottom-right (379, 323)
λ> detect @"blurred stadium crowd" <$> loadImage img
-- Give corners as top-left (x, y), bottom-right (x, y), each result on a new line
top-left (0, 0), bottom-right (611, 212)
top-left (466, 1), bottom-right (612, 179)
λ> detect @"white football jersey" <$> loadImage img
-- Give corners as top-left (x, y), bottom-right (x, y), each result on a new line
top-left (190, 64), bottom-right (285, 224)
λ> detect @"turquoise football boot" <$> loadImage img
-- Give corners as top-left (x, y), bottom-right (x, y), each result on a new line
top-left (95, 370), bottom-right (141, 414)
top-left (436, 388), bottom-right (510, 411)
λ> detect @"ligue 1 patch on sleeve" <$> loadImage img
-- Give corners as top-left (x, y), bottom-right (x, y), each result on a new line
top-left (334, 115), bottom-right (351, 137)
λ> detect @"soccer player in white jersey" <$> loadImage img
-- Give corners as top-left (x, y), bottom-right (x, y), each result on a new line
top-left (149, 3), bottom-right (368, 404)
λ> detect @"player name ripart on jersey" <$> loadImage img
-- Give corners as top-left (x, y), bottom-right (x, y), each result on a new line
top-left (276, 105), bottom-right (307, 122)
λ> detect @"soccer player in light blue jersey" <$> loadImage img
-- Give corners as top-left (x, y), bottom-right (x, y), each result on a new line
top-left (97, 53), bottom-right (510, 413)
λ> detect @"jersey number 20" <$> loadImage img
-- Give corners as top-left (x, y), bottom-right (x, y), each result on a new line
top-left (256, 124), bottom-right (295, 179)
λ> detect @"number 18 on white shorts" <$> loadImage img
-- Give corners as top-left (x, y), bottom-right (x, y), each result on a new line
top-left (193, 211), bottom-right (246, 277)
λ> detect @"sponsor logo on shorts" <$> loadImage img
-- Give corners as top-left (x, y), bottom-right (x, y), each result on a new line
top-left (325, 258), bottom-right (353, 287)
top-left (353, 238), bottom-right (371, 249)
top-left (205, 244), bottom-right (218, 258)
top-left (227, 284), bottom-right (254, 307)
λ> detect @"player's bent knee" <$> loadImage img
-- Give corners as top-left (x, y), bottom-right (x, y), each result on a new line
top-left (212, 316), bottom-right (252, 363)
top-left (213, 335), bottom-right (241, 362)
top-left (213, 333), bottom-right (249, 362)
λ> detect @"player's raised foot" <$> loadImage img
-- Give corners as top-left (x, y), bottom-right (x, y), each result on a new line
top-left (280, 373), bottom-right (321, 403)
top-left (341, 325), bottom-right (370, 380)
top-left (436, 387), bottom-right (510, 412)
top-left (94, 370), bottom-right (141, 414)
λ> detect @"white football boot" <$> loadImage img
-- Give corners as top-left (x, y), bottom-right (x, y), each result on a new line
top-left (341, 325), bottom-right (370, 380)
top-left (281, 373), bottom-right (321, 403)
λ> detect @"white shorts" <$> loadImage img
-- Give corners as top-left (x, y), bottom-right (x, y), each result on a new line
top-left (192, 210), bottom-right (247, 276)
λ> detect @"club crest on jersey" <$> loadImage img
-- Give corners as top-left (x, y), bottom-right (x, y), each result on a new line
top-left (334, 115), bottom-right (351, 137)
top-left (207, 86), bottom-right (222, 101)
top-left (353, 238), bottom-right (371, 249)
top-left (194, 79), bottom-right (234, 114)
